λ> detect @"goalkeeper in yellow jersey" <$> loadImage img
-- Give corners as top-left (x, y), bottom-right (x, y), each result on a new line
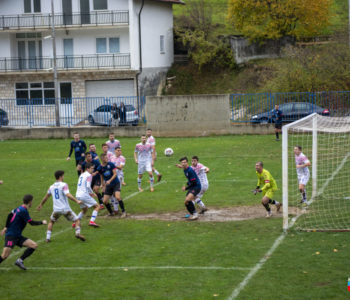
top-left (253, 161), bottom-right (281, 218)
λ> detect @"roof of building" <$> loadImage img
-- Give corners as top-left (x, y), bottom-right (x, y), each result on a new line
top-left (152, 0), bottom-right (185, 5)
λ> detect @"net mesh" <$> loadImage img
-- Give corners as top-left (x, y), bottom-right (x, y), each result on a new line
top-left (286, 114), bottom-right (350, 231)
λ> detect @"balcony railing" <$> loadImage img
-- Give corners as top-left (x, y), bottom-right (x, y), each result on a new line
top-left (0, 54), bottom-right (131, 72)
top-left (0, 10), bottom-right (129, 30)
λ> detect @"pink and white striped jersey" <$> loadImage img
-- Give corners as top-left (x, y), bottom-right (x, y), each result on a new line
top-left (135, 143), bottom-right (153, 163)
top-left (76, 171), bottom-right (93, 198)
top-left (106, 139), bottom-right (121, 153)
top-left (107, 151), bottom-right (116, 162)
top-left (295, 152), bottom-right (310, 177)
top-left (111, 155), bottom-right (126, 176)
top-left (47, 181), bottom-right (72, 212)
top-left (146, 135), bottom-right (156, 146)
top-left (192, 163), bottom-right (208, 186)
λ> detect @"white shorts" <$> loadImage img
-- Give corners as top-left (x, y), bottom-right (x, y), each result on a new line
top-left (50, 210), bottom-right (78, 222)
top-left (197, 183), bottom-right (209, 199)
top-left (138, 161), bottom-right (152, 174)
top-left (77, 196), bottom-right (97, 209)
top-left (298, 174), bottom-right (310, 186)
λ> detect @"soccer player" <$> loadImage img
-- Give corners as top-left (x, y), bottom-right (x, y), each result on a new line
top-left (0, 195), bottom-right (47, 270)
top-left (178, 157), bottom-right (201, 221)
top-left (99, 153), bottom-right (126, 217)
top-left (106, 133), bottom-right (121, 153)
top-left (294, 146), bottom-right (311, 204)
top-left (134, 135), bottom-right (155, 192)
top-left (66, 132), bottom-right (87, 176)
top-left (37, 170), bottom-right (86, 242)
top-left (146, 128), bottom-right (162, 182)
top-left (75, 163), bottom-right (100, 227)
top-left (89, 143), bottom-right (99, 161)
top-left (102, 143), bottom-right (116, 162)
top-left (111, 147), bottom-right (126, 186)
top-left (0, 180), bottom-right (3, 184)
top-left (253, 161), bottom-right (281, 218)
top-left (273, 104), bottom-right (283, 141)
top-left (191, 156), bottom-right (209, 214)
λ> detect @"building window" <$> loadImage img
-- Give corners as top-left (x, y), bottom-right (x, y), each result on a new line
top-left (16, 82), bottom-right (55, 105)
top-left (160, 35), bottom-right (165, 54)
top-left (24, 0), bottom-right (41, 13)
top-left (96, 38), bottom-right (120, 54)
top-left (93, 0), bottom-right (107, 10)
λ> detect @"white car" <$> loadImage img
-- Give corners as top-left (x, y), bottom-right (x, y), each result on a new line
top-left (88, 104), bottom-right (139, 126)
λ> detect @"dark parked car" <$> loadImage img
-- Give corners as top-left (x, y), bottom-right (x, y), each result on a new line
top-left (250, 102), bottom-right (330, 124)
top-left (88, 104), bottom-right (139, 126)
top-left (0, 109), bottom-right (9, 126)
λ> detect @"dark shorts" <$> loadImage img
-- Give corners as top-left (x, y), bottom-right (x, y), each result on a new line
top-left (186, 186), bottom-right (201, 197)
top-left (4, 235), bottom-right (28, 249)
top-left (275, 123), bottom-right (282, 129)
top-left (91, 174), bottom-right (101, 188)
top-left (75, 158), bottom-right (85, 166)
top-left (105, 182), bottom-right (121, 196)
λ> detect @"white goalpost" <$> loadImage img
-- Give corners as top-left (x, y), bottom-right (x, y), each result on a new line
top-left (282, 113), bottom-right (350, 231)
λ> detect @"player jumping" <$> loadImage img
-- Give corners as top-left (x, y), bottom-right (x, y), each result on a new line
top-left (253, 161), bottom-right (281, 218)
top-left (294, 146), bottom-right (311, 204)
top-left (0, 195), bottom-right (47, 270)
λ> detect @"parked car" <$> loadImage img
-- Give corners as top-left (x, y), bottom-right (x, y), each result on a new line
top-left (0, 109), bottom-right (9, 126)
top-left (88, 104), bottom-right (139, 126)
top-left (250, 102), bottom-right (330, 124)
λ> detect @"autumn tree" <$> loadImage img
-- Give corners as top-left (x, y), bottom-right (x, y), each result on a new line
top-left (227, 0), bottom-right (333, 42)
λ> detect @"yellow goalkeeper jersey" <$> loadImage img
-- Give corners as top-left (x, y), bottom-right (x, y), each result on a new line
top-left (256, 169), bottom-right (278, 191)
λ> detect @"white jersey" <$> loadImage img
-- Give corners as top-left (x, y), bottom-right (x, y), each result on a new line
top-left (111, 155), bottom-right (126, 177)
top-left (47, 181), bottom-right (72, 212)
top-left (106, 139), bottom-right (121, 153)
top-left (76, 171), bottom-right (93, 198)
top-left (192, 163), bottom-right (209, 187)
top-left (295, 152), bottom-right (310, 177)
top-left (146, 135), bottom-right (156, 146)
top-left (135, 143), bottom-right (153, 164)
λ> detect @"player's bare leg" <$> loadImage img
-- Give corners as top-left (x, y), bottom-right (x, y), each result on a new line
top-left (299, 183), bottom-right (308, 204)
top-left (93, 185), bottom-right (104, 209)
top-left (103, 194), bottom-right (115, 216)
top-left (184, 194), bottom-right (198, 220)
top-left (14, 239), bottom-right (38, 270)
top-left (262, 196), bottom-right (281, 217)
top-left (138, 174), bottom-right (144, 192)
top-left (0, 247), bottom-right (11, 263)
top-left (148, 171), bottom-right (154, 192)
top-left (74, 219), bottom-right (85, 241)
top-left (153, 168), bottom-right (162, 182)
top-left (114, 191), bottom-right (126, 218)
top-left (46, 220), bottom-right (55, 242)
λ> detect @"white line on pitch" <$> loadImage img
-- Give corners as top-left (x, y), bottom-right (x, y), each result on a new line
top-left (229, 152), bottom-right (350, 300)
top-left (0, 265), bottom-right (252, 271)
top-left (123, 180), bottom-right (166, 201)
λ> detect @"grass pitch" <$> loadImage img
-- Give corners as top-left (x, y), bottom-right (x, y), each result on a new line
top-left (0, 135), bottom-right (349, 299)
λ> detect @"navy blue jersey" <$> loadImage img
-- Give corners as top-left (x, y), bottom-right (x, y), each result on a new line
top-left (184, 166), bottom-right (201, 189)
top-left (90, 151), bottom-right (99, 161)
top-left (273, 109), bottom-right (283, 124)
top-left (81, 159), bottom-right (100, 172)
top-left (5, 205), bottom-right (32, 237)
top-left (98, 162), bottom-right (119, 186)
top-left (69, 140), bottom-right (87, 160)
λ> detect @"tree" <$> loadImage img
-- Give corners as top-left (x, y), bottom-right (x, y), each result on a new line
top-left (227, 0), bottom-right (332, 42)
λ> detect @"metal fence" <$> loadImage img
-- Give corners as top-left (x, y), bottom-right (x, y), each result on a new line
top-left (0, 11), bottom-right (129, 30)
top-left (230, 91), bottom-right (350, 123)
top-left (0, 96), bottom-right (146, 128)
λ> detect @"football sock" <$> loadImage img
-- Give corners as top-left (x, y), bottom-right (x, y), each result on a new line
top-left (75, 227), bottom-right (81, 235)
top-left (263, 203), bottom-right (271, 212)
top-left (0, 256), bottom-right (4, 264)
top-left (105, 203), bottom-right (113, 214)
top-left (185, 201), bottom-right (196, 214)
top-left (137, 178), bottom-right (142, 188)
top-left (111, 198), bottom-right (119, 211)
top-left (118, 200), bottom-right (125, 212)
top-left (268, 199), bottom-right (276, 205)
top-left (90, 210), bottom-right (98, 222)
top-left (20, 248), bottom-right (35, 261)
top-left (195, 198), bottom-right (206, 208)
top-left (97, 193), bottom-right (103, 205)
top-left (46, 230), bottom-right (52, 240)
top-left (77, 212), bottom-right (84, 220)
top-left (302, 190), bottom-right (307, 201)
top-left (150, 176), bottom-right (154, 187)
top-left (276, 132), bottom-right (279, 139)
top-left (154, 169), bottom-right (160, 176)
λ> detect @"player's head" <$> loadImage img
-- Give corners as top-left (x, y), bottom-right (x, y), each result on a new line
top-left (23, 194), bottom-right (33, 207)
top-left (85, 162), bottom-right (94, 174)
top-left (109, 133), bottom-right (114, 141)
top-left (115, 146), bottom-right (122, 156)
top-left (141, 135), bottom-right (147, 144)
top-left (179, 157), bottom-right (189, 168)
top-left (255, 161), bottom-right (263, 173)
top-left (73, 132), bottom-right (79, 141)
top-left (191, 156), bottom-right (199, 166)
top-left (294, 146), bottom-right (302, 155)
top-left (102, 143), bottom-right (108, 152)
top-left (100, 153), bottom-right (108, 164)
top-left (89, 143), bottom-right (96, 152)
top-left (146, 128), bottom-right (152, 137)
top-left (275, 104), bottom-right (279, 110)
top-left (85, 152), bottom-right (92, 162)
top-left (54, 170), bottom-right (65, 180)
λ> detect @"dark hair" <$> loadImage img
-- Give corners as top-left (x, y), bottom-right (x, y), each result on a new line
top-left (146, 128), bottom-right (152, 131)
top-left (73, 132), bottom-right (79, 135)
top-left (109, 133), bottom-right (114, 136)
top-left (295, 145), bottom-right (302, 151)
top-left (192, 156), bottom-right (199, 161)
top-left (102, 143), bottom-right (108, 147)
top-left (23, 194), bottom-right (33, 204)
top-left (85, 152), bottom-right (91, 156)
top-left (55, 170), bottom-right (64, 179)
top-left (85, 162), bottom-right (93, 169)
top-left (115, 146), bottom-right (121, 150)
top-left (89, 143), bottom-right (95, 147)
top-left (179, 157), bottom-right (188, 162)
top-left (100, 153), bottom-right (107, 160)
top-left (256, 161), bottom-right (263, 167)
top-left (141, 134), bottom-right (146, 137)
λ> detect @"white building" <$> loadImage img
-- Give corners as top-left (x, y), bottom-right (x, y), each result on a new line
top-left (0, 0), bottom-right (183, 103)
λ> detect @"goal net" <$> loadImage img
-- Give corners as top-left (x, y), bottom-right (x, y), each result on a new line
top-left (282, 113), bottom-right (350, 231)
